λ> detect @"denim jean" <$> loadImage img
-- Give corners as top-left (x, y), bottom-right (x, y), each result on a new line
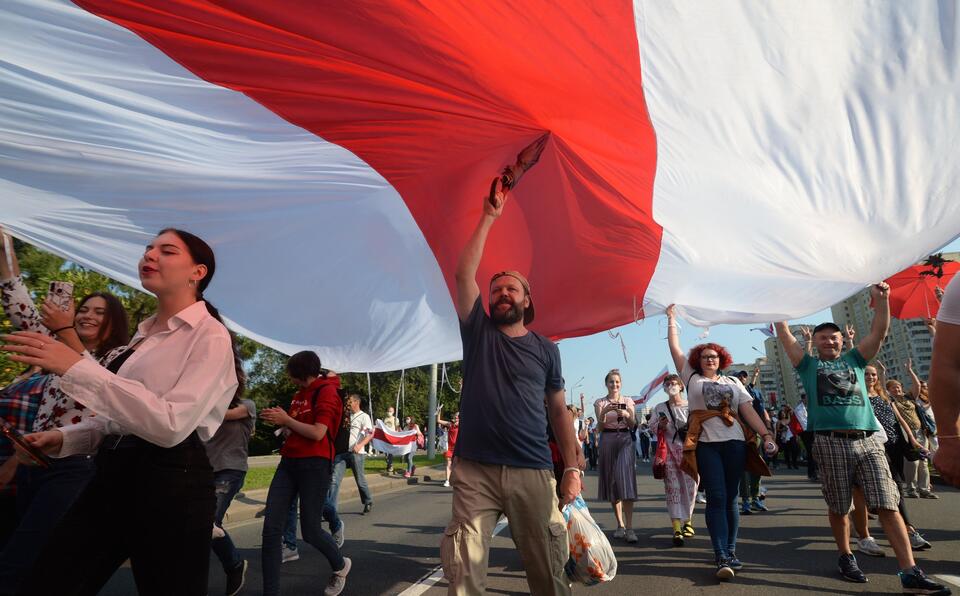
top-left (404, 451), bottom-right (415, 473)
top-left (283, 496), bottom-right (298, 550)
top-left (262, 457), bottom-right (344, 596)
top-left (211, 469), bottom-right (246, 573)
top-left (0, 454), bottom-right (96, 593)
top-left (696, 440), bottom-right (746, 559)
top-left (349, 452), bottom-right (372, 504)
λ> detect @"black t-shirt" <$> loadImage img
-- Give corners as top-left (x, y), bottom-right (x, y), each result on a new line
top-left (455, 297), bottom-right (564, 469)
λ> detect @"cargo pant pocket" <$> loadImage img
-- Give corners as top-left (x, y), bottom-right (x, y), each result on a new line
top-left (548, 521), bottom-right (570, 579)
top-left (440, 520), bottom-right (464, 584)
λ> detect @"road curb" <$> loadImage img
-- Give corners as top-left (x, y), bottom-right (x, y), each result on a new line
top-left (223, 464), bottom-right (447, 528)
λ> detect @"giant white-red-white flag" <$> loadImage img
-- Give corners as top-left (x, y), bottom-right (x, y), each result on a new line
top-left (3, 1), bottom-right (960, 371)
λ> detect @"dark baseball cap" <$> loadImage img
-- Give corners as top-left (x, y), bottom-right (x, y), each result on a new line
top-left (813, 322), bottom-right (842, 335)
top-left (490, 270), bottom-right (535, 325)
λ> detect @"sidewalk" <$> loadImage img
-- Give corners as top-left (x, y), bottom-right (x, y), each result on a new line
top-left (223, 463), bottom-right (446, 527)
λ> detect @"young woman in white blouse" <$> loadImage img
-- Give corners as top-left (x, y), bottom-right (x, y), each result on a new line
top-left (3, 229), bottom-right (241, 596)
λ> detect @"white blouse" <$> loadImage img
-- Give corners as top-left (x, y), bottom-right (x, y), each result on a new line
top-left (57, 300), bottom-right (238, 456)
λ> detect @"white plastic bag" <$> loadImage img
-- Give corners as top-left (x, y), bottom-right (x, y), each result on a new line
top-left (561, 495), bottom-right (617, 585)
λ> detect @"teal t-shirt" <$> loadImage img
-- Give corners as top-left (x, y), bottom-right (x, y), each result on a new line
top-left (794, 348), bottom-right (880, 432)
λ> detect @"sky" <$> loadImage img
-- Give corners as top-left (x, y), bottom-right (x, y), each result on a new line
top-left (559, 237), bottom-right (960, 412)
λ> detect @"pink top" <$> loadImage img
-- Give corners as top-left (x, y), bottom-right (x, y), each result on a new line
top-left (594, 396), bottom-right (636, 430)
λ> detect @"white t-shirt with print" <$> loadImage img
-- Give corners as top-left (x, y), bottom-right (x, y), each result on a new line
top-left (681, 361), bottom-right (752, 443)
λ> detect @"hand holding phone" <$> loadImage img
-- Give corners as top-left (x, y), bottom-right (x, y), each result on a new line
top-left (47, 281), bottom-right (74, 312)
top-left (0, 420), bottom-right (53, 468)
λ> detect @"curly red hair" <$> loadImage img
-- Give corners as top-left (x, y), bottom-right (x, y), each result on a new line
top-left (687, 343), bottom-right (734, 374)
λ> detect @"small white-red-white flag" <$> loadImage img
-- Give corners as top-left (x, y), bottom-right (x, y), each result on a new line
top-left (371, 420), bottom-right (419, 456)
top-left (633, 366), bottom-right (670, 406)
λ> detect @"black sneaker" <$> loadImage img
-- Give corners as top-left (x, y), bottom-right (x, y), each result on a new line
top-left (838, 553), bottom-right (867, 583)
top-left (715, 557), bottom-right (735, 580)
top-left (362, 502), bottom-right (373, 515)
top-left (225, 559), bottom-right (248, 596)
top-left (899, 566), bottom-right (952, 595)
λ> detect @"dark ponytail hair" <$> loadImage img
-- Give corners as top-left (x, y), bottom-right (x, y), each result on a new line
top-left (159, 228), bottom-right (246, 398)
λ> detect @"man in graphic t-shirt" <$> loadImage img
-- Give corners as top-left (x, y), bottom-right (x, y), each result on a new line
top-left (776, 283), bottom-right (948, 594)
top-left (439, 139), bottom-right (579, 596)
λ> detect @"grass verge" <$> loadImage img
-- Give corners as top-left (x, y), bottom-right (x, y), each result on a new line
top-left (241, 453), bottom-right (446, 492)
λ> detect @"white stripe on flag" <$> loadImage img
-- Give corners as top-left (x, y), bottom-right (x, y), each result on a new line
top-left (636, 1), bottom-right (960, 325)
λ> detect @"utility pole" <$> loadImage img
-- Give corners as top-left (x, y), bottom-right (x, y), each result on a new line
top-left (427, 363), bottom-right (438, 458)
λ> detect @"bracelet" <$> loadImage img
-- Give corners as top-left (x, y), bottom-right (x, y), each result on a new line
top-left (50, 326), bottom-right (75, 335)
top-left (563, 466), bottom-right (583, 477)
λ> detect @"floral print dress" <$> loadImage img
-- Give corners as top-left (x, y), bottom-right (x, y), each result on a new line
top-left (1, 275), bottom-right (124, 434)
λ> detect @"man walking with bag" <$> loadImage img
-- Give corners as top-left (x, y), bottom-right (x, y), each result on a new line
top-left (440, 138), bottom-right (580, 595)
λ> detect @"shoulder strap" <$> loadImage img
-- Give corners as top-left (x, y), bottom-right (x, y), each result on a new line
top-left (666, 402), bottom-right (680, 442)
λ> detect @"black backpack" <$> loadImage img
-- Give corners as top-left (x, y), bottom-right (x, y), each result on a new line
top-left (332, 388), bottom-right (350, 455)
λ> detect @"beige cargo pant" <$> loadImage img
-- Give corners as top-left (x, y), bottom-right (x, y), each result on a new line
top-left (440, 457), bottom-right (571, 596)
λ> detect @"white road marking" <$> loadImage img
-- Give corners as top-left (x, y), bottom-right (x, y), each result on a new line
top-left (398, 517), bottom-right (509, 596)
top-left (937, 575), bottom-right (960, 588)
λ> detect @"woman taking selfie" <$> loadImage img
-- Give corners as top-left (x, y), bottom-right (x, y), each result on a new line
top-left (0, 229), bottom-right (129, 594)
top-left (3, 228), bottom-right (241, 596)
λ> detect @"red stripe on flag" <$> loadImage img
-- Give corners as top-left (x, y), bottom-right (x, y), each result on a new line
top-left (74, 0), bottom-right (662, 340)
top-left (372, 428), bottom-right (417, 446)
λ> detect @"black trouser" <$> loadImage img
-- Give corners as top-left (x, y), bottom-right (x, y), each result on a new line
top-left (17, 433), bottom-right (215, 596)
top-left (784, 437), bottom-right (800, 469)
top-left (800, 431), bottom-right (817, 479)
top-left (884, 440), bottom-right (913, 528)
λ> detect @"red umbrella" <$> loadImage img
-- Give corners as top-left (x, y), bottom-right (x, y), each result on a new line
top-left (885, 257), bottom-right (960, 320)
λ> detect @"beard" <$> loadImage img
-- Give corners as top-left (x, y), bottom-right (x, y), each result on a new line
top-left (490, 298), bottom-right (524, 325)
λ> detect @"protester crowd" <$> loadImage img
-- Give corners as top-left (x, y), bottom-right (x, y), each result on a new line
top-left (0, 151), bottom-right (958, 596)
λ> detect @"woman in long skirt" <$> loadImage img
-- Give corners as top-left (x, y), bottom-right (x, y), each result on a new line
top-left (594, 369), bottom-right (639, 543)
top-left (651, 375), bottom-right (697, 546)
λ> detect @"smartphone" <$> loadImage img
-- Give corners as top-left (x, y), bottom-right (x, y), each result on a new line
top-left (658, 411), bottom-right (667, 418)
top-left (617, 403), bottom-right (627, 410)
top-left (48, 281), bottom-right (74, 312)
top-left (0, 418), bottom-right (52, 468)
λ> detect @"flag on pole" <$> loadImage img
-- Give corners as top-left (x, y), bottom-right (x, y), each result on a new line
top-left (633, 366), bottom-right (670, 406)
top-left (371, 420), bottom-right (419, 456)
top-left (750, 324), bottom-right (775, 338)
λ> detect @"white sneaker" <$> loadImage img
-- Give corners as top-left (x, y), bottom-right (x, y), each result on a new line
top-left (856, 536), bottom-right (886, 557)
top-left (909, 530), bottom-right (932, 551)
top-left (324, 557), bottom-right (351, 596)
top-left (624, 529), bottom-right (638, 543)
top-left (443, 480), bottom-right (450, 487)
top-left (696, 493), bottom-right (707, 504)
top-left (613, 527), bottom-right (625, 539)
top-left (281, 545), bottom-right (300, 563)
top-left (332, 520), bottom-right (345, 548)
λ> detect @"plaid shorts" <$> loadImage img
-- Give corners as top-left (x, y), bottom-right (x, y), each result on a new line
top-left (813, 433), bottom-right (899, 515)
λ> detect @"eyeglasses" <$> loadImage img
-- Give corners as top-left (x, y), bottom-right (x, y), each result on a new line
top-left (701, 354), bottom-right (720, 360)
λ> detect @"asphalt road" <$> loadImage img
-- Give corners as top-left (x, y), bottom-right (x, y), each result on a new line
top-left (99, 462), bottom-right (959, 595)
